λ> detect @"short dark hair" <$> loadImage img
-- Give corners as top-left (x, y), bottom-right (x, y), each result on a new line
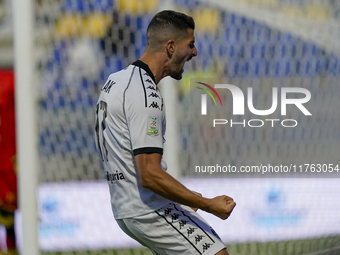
top-left (146, 10), bottom-right (195, 51)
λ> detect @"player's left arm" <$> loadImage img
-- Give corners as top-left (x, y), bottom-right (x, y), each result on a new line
top-left (135, 152), bottom-right (236, 219)
top-left (135, 152), bottom-right (210, 210)
top-left (190, 191), bottom-right (202, 211)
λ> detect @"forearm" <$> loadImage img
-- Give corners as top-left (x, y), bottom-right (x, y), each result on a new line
top-left (141, 165), bottom-right (211, 212)
top-left (134, 153), bottom-right (236, 217)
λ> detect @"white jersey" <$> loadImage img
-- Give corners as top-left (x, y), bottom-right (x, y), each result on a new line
top-left (95, 60), bottom-right (171, 219)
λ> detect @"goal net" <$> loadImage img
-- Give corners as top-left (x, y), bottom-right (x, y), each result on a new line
top-left (6, 0), bottom-right (340, 254)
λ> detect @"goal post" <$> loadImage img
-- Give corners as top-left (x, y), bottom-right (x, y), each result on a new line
top-left (12, 0), bottom-right (40, 254)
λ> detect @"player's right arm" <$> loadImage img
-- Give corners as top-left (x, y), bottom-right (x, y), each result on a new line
top-left (135, 152), bottom-right (236, 220)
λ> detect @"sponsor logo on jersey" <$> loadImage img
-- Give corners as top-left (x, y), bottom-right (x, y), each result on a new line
top-left (149, 101), bottom-right (160, 109)
top-left (187, 227), bottom-right (197, 236)
top-left (106, 171), bottom-right (125, 183)
top-left (171, 213), bottom-right (180, 222)
top-left (147, 116), bottom-right (159, 136)
top-left (147, 85), bottom-right (156, 90)
top-left (145, 78), bottom-right (153, 84)
top-left (202, 243), bottom-right (213, 252)
top-left (195, 234), bottom-right (205, 244)
top-left (179, 219), bottom-right (189, 229)
top-left (164, 208), bottom-right (173, 215)
top-left (148, 92), bottom-right (160, 98)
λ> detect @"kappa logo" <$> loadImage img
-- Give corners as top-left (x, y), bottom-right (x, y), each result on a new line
top-left (143, 72), bottom-right (150, 77)
top-left (149, 101), bottom-right (160, 109)
top-left (164, 208), bottom-right (173, 215)
top-left (195, 235), bottom-right (205, 244)
top-left (187, 227), bottom-right (197, 236)
top-left (147, 85), bottom-right (156, 90)
top-left (179, 219), bottom-right (189, 229)
top-left (148, 92), bottom-right (160, 98)
top-left (145, 78), bottom-right (153, 84)
top-left (171, 213), bottom-right (180, 222)
top-left (202, 243), bottom-right (213, 252)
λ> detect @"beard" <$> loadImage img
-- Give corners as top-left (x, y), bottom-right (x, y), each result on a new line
top-left (169, 54), bottom-right (185, 80)
top-left (170, 69), bottom-right (183, 80)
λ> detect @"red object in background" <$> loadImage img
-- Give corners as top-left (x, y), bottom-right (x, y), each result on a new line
top-left (0, 69), bottom-right (17, 212)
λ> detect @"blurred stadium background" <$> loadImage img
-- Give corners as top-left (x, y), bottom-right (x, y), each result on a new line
top-left (1, 0), bottom-right (340, 254)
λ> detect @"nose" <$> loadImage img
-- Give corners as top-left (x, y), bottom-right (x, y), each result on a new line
top-left (192, 46), bottom-right (198, 57)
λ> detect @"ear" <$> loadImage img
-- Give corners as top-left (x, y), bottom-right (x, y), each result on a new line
top-left (166, 39), bottom-right (175, 57)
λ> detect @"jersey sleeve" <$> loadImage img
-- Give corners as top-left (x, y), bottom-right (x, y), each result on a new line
top-left (125, 86), bottom-right (164, 156)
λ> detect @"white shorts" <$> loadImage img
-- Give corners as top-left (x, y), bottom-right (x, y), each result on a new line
top-left (116, 203), bottom-right (227, 255)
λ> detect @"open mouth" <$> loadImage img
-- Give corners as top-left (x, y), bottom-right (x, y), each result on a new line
top-left (182, 58), bottom-right (191, 70)
top-left (181, 57), bottom-right (192, 72)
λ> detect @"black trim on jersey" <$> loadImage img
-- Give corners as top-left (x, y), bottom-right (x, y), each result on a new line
top-left (154, 210), bottom-right (202, 255)
top-left (173, 204), bottom-right (215, 244)
top-left (132, 60), bottom-right (156, 84)
top-left (123, 66), bottom-right (137, 134)
top-left (133, 147), bottom-right (163, 156)
top-left (139, 68), bottom-right (147, 107)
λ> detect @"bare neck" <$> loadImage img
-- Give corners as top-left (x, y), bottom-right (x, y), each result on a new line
top-left (139, 51), bottom-right (169, 84)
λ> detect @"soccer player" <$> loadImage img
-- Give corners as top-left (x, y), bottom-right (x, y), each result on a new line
top-left (95, 10), bottom-right (236, 255)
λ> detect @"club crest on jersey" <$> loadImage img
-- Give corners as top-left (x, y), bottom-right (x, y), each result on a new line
top-left (147, 116), bottom-right (159, 136)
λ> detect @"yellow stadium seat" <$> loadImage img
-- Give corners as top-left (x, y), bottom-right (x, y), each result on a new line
top-left (117, 0), bottom-right (158, 15)
top-left (281, 6), bottom-right (304, 17)
top-left (83, 13), bottom-right (112, 38)
top-left (305, 3), bottom-right (330, 20)
top-left (55, 14), bottom-right (83, 38)
top-left (193, 8), bottom-right (220, 35)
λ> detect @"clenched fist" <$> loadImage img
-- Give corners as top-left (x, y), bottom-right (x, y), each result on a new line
top-left (205, 195), bottom-right (236, 220)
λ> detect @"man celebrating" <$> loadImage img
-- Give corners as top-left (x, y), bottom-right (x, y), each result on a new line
top-left (95, 10), bottom-right (236, 255)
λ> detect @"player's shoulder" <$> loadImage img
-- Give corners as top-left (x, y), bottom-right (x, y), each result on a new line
top-left (125, 65), bottom-right (162, 109)
top-left (105, 61), bottom-right (157, 90)
top-left (107, 65), bottom-right (135, 83)
top-left (98, 65), bottom-right (136, 96)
